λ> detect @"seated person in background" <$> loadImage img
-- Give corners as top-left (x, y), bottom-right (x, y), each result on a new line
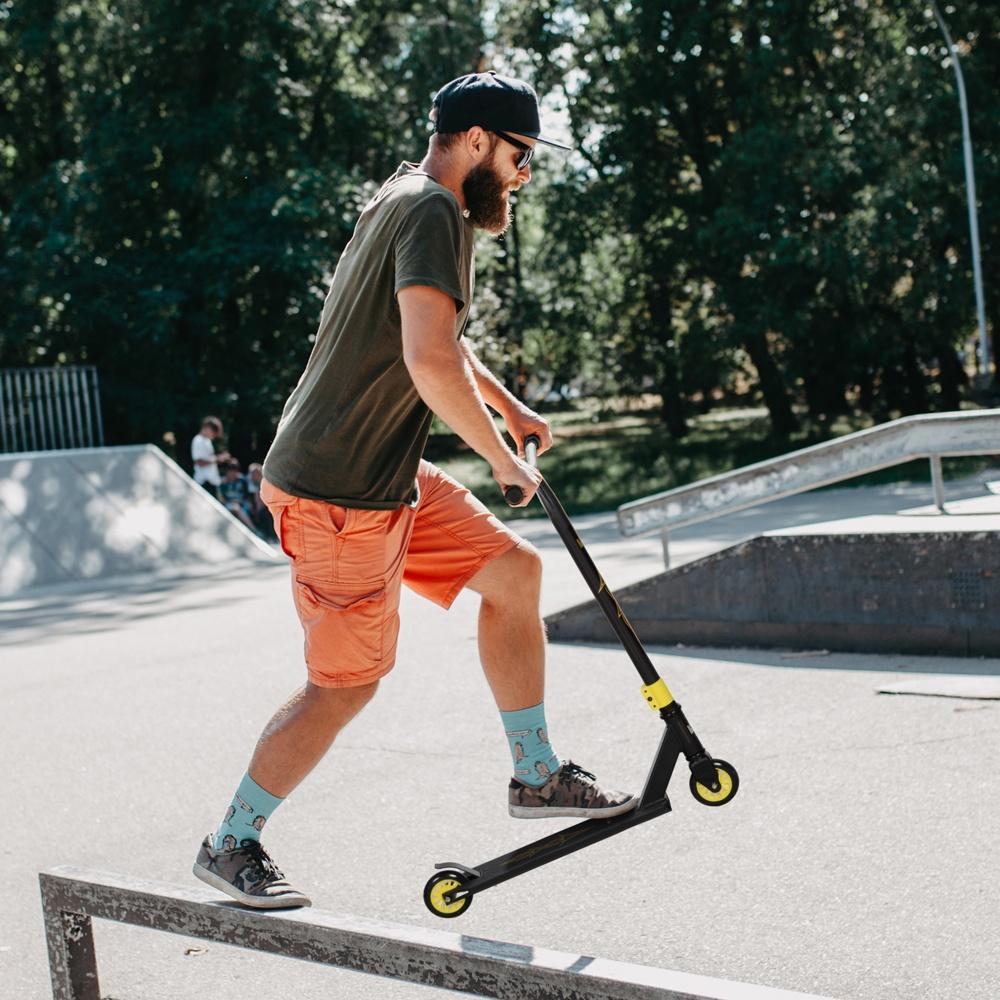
top-left (218, 460), bottom-right (258, 533)
top-left (246, 462), bottom-right (276, 540)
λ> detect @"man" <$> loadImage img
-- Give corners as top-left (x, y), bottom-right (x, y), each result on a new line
top-left (193, 71), bottom-right (636, 909)
top-left (190, 416), bottom-right (229, 498)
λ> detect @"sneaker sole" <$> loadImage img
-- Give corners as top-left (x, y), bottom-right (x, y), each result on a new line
top-left (192, 862), bottom-right (311, 909)
top-left (509, 796), bottom-right (638, 820)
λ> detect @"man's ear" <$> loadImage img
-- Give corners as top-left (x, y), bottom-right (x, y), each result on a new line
top-left (465, 126), bottom-right (490, 162)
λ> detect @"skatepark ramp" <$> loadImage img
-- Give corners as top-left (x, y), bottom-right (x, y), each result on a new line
top-left (543, 410), bottom-right (1000, 656)
top-left (546, 525), bottom-right (1000, 656)
top-left (39, 867), bottom-right (837, 1000)
top-left (0, 445), bottom-right (278, 597)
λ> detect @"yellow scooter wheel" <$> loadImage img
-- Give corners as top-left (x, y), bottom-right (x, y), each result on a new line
top-left (689, 759), bottom-right (739, 807)
top-left (423, 871), bottom-right (472, 918)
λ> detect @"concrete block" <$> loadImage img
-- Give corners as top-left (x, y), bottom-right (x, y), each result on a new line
top-left (546, 531), bottom-right (1000, 656)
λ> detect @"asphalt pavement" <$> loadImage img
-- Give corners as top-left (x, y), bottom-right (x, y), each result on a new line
top-left (3, 479), bottom-right (998, 999)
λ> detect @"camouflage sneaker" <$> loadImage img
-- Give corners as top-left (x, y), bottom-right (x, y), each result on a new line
top-left (192, 836), bottom-right (311, 909)
top-left (509, 760), bottom-right (637, 819)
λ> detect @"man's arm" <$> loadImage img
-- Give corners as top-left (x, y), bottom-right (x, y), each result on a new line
top-left (460, 340), bottom-right (552, 457)
top-left (398, 285), bottom-right (541, 505)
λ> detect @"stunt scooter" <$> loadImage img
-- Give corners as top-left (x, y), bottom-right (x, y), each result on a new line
top-left (423, 435), bottom-right (739, 918)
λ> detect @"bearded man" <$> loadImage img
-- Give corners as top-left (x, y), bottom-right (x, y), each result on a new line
top-left (193, 71), bottom-right (636, 908)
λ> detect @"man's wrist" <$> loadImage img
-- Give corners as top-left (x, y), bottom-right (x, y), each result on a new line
top-left (489, 392), bottom-right (522, 421)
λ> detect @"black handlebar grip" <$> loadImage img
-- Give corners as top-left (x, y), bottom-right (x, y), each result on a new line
top-left (503, 434), bottom-right (543, 506)
top-left (504, 485), bottom-right (524, 506)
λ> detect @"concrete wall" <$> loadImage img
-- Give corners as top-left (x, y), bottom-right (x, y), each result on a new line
top-left (545, 531), bottom-right (1000, 656)
top-left (0, 445), bottom-right (278, 596)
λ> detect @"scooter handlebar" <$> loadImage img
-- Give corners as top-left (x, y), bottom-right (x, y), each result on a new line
top-left (503, 434), bottom-right (542, 507)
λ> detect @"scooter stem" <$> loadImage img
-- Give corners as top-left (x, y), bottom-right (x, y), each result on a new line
top-left (508, 434), bottom-right (661, 689)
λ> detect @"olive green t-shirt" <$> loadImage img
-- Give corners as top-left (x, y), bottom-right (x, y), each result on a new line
top-left (263, 162), bottom-right (475, 507)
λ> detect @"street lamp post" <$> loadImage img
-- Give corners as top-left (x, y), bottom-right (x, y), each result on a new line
top-left (928, 2), bottom-right (990, 382)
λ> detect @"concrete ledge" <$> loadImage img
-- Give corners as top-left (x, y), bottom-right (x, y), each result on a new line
top-left (546, 531), bottom-right (1000, 656)
top-left (39, 867), bottom-right (836, 1000)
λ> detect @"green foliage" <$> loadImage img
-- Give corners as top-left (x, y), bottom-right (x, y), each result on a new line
top-left (1, 0), bottom-right (995, 469)
top-left (0, 0), bottom-right (486, 459)
top-left (495, 0), bottom-right (997, 432)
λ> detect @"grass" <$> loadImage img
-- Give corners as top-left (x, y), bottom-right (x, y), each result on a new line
top-left (425, 402), bottom-right (999, 519)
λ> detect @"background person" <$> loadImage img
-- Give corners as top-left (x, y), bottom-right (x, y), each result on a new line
top-left (246, 462), bottom-right (275, 540)
top-left (218, 459), bottom-right (258, 533)
top-left (190, 416), bottom-right (230, 499)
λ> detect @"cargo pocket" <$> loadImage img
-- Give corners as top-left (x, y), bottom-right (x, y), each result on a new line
top-left (269, 503), bottom-right (297, 560)
top-left (294, 580), bottom-right (388, 669)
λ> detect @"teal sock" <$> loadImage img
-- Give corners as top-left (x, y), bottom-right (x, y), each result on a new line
top-left (212, 772), bottom-right (284, 851)
top-left (501, 702), bottom-right (560, 787)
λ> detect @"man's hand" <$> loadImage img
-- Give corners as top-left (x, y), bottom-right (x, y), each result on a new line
top-left (491, 453), bottom-right (543, 508)
top-left (503, 403), bottom-right (553, 459)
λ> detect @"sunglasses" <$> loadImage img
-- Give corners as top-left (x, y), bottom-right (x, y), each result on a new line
top-left (493, 130), bottom-right (534, 171)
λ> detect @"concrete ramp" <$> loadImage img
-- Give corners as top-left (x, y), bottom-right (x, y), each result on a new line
top-left (0, 445), bottom-right (279, 596)
top-left (545, 515), bottom-right (1000, 656)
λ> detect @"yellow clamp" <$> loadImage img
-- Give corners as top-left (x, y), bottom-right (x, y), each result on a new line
top-left (641, 678), bottom-right (674, 711)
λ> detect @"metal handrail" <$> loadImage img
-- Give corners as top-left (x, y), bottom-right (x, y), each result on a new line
top-left (616, 409), bottom-right (1000, 564)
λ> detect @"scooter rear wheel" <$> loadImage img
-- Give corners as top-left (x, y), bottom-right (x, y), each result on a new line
top-left (689, 759), bottom-right (739, 806)
top-left (424, 870), bottom-right (473, 918)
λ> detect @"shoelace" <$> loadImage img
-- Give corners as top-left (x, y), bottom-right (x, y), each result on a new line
top-left (561, 762), bottom-right (597, 784)
top-left (240, 840), bottom-right (284, 880)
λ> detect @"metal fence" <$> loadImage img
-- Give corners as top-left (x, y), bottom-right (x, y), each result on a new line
top-left (0, 365), bottom-right (105, 454)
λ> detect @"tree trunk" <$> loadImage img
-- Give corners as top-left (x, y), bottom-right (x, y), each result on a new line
top-left (742, 330), bottom-right (799, 436)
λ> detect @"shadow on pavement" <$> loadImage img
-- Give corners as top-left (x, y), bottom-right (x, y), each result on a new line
top-left (0, 560), bottom-right (288, 648)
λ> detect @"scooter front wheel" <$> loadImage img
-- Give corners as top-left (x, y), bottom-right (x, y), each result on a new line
top-left (423, 870), bottom-right (473, 918)
top-left (689, 759), bottom-right (739, 807)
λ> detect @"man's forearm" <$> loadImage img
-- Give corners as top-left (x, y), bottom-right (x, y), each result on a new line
top-left (407, 345), bottom-right (514, 470)
top-left (461, 341), bottom-right (521, 418)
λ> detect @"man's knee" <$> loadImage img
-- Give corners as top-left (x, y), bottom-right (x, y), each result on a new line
top-left (304, 679), bottom-right (379, 718)
top-left (477, 542), bottom-right (542, 606)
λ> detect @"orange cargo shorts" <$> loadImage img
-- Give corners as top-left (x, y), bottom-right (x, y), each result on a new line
top-left (261, 460), bottom-right (521, 688)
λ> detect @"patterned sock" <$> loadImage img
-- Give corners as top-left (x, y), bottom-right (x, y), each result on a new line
top-left (212, 772), bottom-right (284, 852)
top-left (501, 702), bottom-right (560, 787)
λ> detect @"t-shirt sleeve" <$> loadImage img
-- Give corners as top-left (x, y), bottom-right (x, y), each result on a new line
top-left (394, 194), bottom-right (465, 311)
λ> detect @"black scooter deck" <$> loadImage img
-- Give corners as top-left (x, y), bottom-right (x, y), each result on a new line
top-left (441, 797), bottom-right (672, 900)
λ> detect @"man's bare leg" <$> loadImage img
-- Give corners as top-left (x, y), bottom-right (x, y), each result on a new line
top-left (466, 542), bottom-right (545, 710)
top-left (248, 680), bottom-right (379, 797)
top-left (466, 541), bottom-right (636, 816)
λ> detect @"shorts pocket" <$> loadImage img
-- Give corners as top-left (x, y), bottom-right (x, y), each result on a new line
top-left (273, 501), bottom-right (349, 583)
top-left (270, 504), bottom-right (296, 559)
top-left (294, 580), bottom-right (388, 669)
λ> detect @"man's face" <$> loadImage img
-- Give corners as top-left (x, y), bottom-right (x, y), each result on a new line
top-left (462, 134), bottom-right (533, 236)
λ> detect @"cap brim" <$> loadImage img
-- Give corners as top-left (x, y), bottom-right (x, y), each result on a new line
top-left (532, 133), bottom-right (573, 151)
top-left (512, 130), bottom-right (573, 151)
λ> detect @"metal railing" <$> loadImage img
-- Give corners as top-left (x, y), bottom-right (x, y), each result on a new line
top-left (617, 409), bottom-right (1000, 567)
top-left (38, 868), bottom-right (833, 1000)
top-left (0, 365), bottom-right (104, 454)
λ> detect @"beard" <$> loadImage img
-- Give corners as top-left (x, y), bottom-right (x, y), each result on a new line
top-left (462, 157), bottom-right (513, 235)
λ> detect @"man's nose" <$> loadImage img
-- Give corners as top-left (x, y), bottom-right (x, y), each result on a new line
top-left (518, 164), bottom-right (532, 183)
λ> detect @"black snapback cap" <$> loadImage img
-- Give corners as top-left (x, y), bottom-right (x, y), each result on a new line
top-left (432, 71), bottom-right (571, 151)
